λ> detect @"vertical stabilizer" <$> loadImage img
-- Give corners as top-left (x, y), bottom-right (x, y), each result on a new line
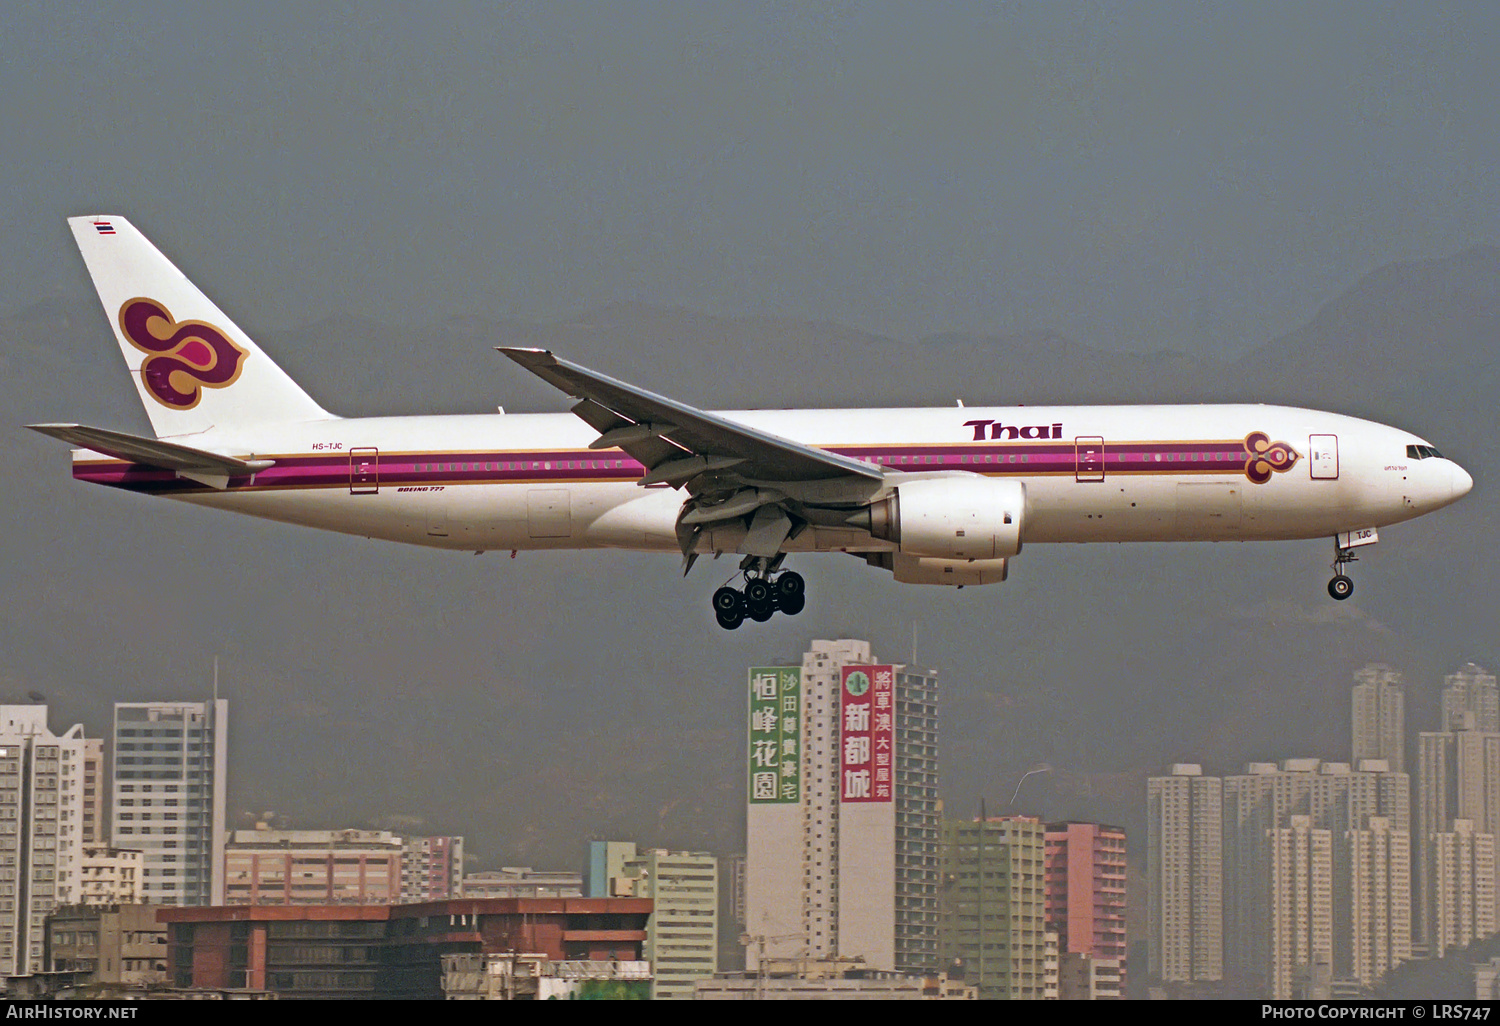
top-left (69, 216), bottom-right (333, 437)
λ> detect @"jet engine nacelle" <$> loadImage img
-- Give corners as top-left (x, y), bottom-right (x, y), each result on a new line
top-left (859, 476), bottom-right (1025, 560)
top-left (864, 551), bottom-right (1010, 586)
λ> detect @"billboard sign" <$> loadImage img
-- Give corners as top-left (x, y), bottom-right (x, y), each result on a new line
top-left (748, 667), bottom-right (801, 804)
top-left (840, 664), bottom-right (894, 803)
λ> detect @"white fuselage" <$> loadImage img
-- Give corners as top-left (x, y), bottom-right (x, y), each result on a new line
top-left (74, 403), bottom-right (1470, 559)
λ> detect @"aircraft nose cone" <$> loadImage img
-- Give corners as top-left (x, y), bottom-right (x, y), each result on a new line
top-left (1452, 463), bottom-right (1474, 500)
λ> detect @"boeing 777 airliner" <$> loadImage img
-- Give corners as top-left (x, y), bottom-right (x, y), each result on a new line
top-left (30, 217), bottom-right (1473, 629)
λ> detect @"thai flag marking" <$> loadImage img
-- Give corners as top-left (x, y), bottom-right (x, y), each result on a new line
top-left (92, 221), bottom-right (115, 235)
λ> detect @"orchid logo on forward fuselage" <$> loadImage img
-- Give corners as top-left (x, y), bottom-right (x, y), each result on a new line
top-left (118, 297), bottom-right (248, 410)
top-left (1243, 432), bottom-right (1300, 484)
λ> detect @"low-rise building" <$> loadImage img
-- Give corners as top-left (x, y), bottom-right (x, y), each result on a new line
top-left (693, 957), bottom-right (976, 1000)
top-left (160, 897), bottom-right (651, 1000)
top-left (1475, 956), bottom-right (1500, 999)
top-left (223, 828), bottom-right (403, 905)
top-left (1058, 951), bottom-right (1123, 999)
top-left (441, 952), bottom-right (650, 999)
top-left (45, 903), bottom-right (167, 986)
top-left (462, 867), bottom-right (583, 899)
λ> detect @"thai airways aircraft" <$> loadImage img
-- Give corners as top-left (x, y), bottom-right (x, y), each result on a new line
top-left (31, 217), bottom-right (1473, 629)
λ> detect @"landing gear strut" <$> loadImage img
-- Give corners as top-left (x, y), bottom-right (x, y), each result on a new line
top-left (1329, 540), bottom-right (1358, 601)
top-left (711, 558), bottom-right (806, 630)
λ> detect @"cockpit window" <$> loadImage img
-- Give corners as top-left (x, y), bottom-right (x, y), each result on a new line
top-left (1407, 444), bottom-right (1422, 459)
top-left (1406, 444), bottom-right (1445, 460)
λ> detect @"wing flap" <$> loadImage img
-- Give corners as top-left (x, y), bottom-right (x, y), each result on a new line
top-left (499, 348), bottom-right (882, 484)
top-left (568, 398), bottom-right (685, 471)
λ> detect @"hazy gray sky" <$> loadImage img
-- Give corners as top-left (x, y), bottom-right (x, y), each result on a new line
top-left (4, 1), bottom-right (1497, 356)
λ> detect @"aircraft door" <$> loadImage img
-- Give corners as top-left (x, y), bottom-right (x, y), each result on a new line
top-left (1309, 435), bottom-right (1339, 480)
top-left (1075, 436), bottom-right (1105, 482)
top-left (350, 447), bottom-right (379, 494)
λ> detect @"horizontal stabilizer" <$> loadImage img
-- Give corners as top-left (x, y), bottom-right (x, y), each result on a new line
top-left (28, 424), bottom-right (273, 489)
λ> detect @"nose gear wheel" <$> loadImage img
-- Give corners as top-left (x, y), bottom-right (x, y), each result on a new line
top-left (1328, 539), bottom-right (1359, 601)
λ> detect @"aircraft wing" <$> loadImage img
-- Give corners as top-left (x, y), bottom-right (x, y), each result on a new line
top-left (498, 348), bottom-right (883, 486)
top-left (27, 423), bottom-right (274, 489)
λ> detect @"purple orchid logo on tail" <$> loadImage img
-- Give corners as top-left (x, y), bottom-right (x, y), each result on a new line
top-left (1243, 431), bottom-right (1300, 484)
top-left (118, 298), bottom-right (248, 410)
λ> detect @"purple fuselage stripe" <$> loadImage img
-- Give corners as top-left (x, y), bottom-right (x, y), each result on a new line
top-left (71, 441), bottom-right (1260, 495)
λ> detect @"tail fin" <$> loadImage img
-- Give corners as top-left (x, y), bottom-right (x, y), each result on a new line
top-left (69, 216), bottom-right (333, 437)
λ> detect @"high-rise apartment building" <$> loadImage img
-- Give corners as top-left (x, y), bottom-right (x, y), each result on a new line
top-left (1430, 818), bottom-right (1497, 957)
top-left (81, 738), bottom-right (105, 846)
top-left (1416, 717), bottom-right (1500, 946)
top-left (1442, 664), bottom-right (1499, 732)
top-left (1345, 816), bottom-right (1411, 986)
top-left (608, 843), bottom-right (719, 1000)
top-left (719, 853), bottom-right (747, 972)
top-left (1044, 820), bottom-right (1127, 994)
top-left (1222, 759), bottom-right (1408, 986)
top-left (110, 700), bottom-right (228, 906)
top-left (939, 814), bottom-right (1048, 999)
top-left (1149, 757), bottom-right (1415, 997)
top-left (889, 663), bottom-right (940, 970)
top-left (1353, 664), bottom-right (1406, 774)
top-left (1419, 724), bottom-right (1500, 839)
top-left (744, 639), bottom-right (940, 973)
top-left (1268, 815), bottom-right (1334, 1000)
top-left (722, 853), bottom-right (746, 928)
top-left (1415, 665), bottom-right (1500, 954)
top-left (1147, 764), bottom-right (1223, 984)
top-left (0, 706), bottom-right (90, 977)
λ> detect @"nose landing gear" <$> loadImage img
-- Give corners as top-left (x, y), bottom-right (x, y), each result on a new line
top-left (1328, 540), bottom-right (1358, 601)
top-left (711, 558), bottom-right (806, 630)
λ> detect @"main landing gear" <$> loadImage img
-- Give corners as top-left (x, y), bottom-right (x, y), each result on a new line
top-left (1328, 540), bottom-right (1358, 601)
top-left (713, 558), bottom-right (805, 630)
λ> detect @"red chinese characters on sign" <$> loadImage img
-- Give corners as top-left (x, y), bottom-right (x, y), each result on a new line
top-left (840, 664), bottom-right (894, 804)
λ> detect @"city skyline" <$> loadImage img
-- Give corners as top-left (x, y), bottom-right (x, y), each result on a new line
top-left (18, 655), bottom-right (1492, 858)
top-left (1144, 660), bottom-right (1500, 997)
top-left (4, 653), bottom-right (1497, 871)
top-left (8, 649), bottom-right (1499, 997)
